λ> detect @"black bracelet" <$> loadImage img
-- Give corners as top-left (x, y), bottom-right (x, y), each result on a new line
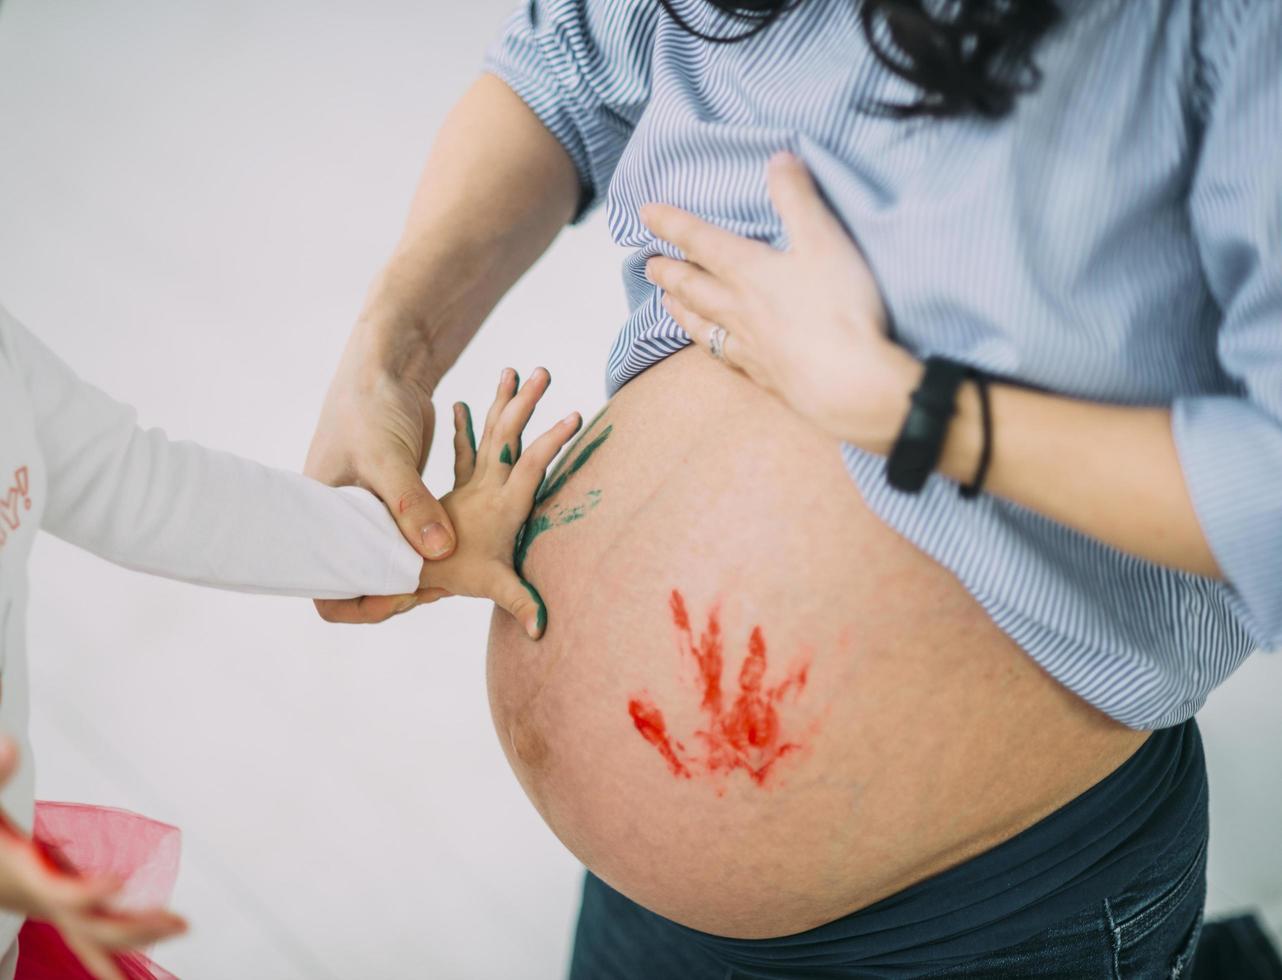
top-left (958, 368), bottom-right (992, 499)
top-left (886, 356), bottom-right (969, 494)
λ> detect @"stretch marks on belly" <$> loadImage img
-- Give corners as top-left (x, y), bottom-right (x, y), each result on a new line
top-left (628, 590), bottom-right (814, 790)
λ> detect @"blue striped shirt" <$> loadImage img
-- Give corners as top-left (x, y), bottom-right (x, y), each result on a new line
top-left (484, 0), bottom-right (1282, 729)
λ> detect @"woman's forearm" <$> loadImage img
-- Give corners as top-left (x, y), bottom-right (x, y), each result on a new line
top-left (360, 73), bottom-right (581, 390)
top-left (303, 72), bottom-right (580, 616)
top-left (930, 374), bottom-right (1222, 579)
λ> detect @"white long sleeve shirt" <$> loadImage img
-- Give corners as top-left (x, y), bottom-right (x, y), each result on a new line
top-left (0, 303), bottom-right (422, 969)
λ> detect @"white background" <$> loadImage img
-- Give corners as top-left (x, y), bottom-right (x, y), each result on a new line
top-left (0, 2), bottom-right (1277, 978)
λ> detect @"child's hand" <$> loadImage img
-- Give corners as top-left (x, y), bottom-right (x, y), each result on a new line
top-left (418, 367), bottom-right (581, 639)
top-left (0, 739), bottom-right (186, 980)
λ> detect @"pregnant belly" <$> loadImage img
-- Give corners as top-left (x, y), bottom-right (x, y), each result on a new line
top-left (487, 346), bottom-right (1146, 938)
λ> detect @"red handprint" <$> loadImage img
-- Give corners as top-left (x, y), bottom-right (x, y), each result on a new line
top-left (627, 590), bottom-right (813, 789)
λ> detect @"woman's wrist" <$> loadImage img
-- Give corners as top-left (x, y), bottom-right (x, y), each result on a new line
top-left (840, 344), bottom-right (986, 486)
top-left (836, 342), bottom-right (923, 455)
top-left (359, 231), bottom-right (515, 394)
top-left (365, 318), bottom-right (440, 390)
top-left (936, 377), bottom-right (986, 485)
top-left (352, 281), bottom-right (449, 394)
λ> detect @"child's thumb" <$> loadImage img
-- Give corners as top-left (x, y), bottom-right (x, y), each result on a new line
top-left (495, 574), bottom-right (548, 640)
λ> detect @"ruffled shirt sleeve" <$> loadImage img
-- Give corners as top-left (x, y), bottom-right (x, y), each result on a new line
top-left (1173, 0), bottom-right (1282, 649)
top-left (483, 0), bottom-right (659, 223)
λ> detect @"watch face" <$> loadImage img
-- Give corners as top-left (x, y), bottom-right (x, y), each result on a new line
top-left (903, 410), bottom-right (941, 441)
top-left (888, 360), bottom-right (967, 493)
top-left (888, 439), bottom-right (934, 493)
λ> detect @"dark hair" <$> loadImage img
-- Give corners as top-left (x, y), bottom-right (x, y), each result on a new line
top-left (656, 0), bottom-right (1063, 119)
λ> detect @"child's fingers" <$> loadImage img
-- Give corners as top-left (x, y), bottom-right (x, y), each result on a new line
top-left (493, 573), bottom-right (548, 640)
top-left (478, 368), bottom-right (519, 464)
top-left (507, 412), bottom-right (584, 502)
top-left (452, 402), bottom-right (477, 488)
top-left (35, 871), bottom-right (120, 918)
top-left (61, 935), bottom-right (125, 980)
top-left (490, 368), bottom-right (552, 472)
top-left (81, 908), bottom-right (188, 950)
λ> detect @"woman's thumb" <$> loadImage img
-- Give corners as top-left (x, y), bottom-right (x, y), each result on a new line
top-left (376, 461), bottom-right (456, 561)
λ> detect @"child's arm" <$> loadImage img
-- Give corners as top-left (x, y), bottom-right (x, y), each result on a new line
top-left (9, 309), bottom-right (579, 629)
top-left (9, 309), bottom-right (420, 600)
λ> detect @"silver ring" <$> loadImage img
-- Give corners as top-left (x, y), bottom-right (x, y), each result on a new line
top-left (708, 324), bottom-right (729, 362)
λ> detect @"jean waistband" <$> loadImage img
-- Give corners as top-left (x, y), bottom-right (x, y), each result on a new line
top-left (675, 719), bottom-right (1209, 979)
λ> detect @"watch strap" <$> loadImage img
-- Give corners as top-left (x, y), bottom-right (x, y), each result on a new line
top-left (886, 356), bottom-right (969, 493)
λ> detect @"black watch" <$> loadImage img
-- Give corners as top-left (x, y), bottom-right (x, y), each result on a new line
top-left (886, 356), bottom-right (969, 493)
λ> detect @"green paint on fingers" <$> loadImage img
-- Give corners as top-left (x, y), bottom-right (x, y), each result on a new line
top-left (499, 443), bottom-right (514, 465)
top-left (463, 404), bottom-right (476, 454)
top-left (520, 579), bottom-right (547, 636)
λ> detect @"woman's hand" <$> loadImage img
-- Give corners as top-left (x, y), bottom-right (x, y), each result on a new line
top-left (640, 152), bottom-right (920, 451)
top-left (304, 309), bottom-right (457, 624)
top-left (646, 154), bottom-right (1224, 580)
top-left (423, 367), bottom-right (582, 639)
top-left (0, 739), bottom-right (186, 980)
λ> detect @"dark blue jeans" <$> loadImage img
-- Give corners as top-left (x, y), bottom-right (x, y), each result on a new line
top-left (570, 722), bottom-right (1208, 979)
top-left (919, 834), bottom-right (1206, 978)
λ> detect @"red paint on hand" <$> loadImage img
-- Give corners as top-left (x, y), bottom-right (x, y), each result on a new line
top-left (629, 591), bottom-right (813, 789)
